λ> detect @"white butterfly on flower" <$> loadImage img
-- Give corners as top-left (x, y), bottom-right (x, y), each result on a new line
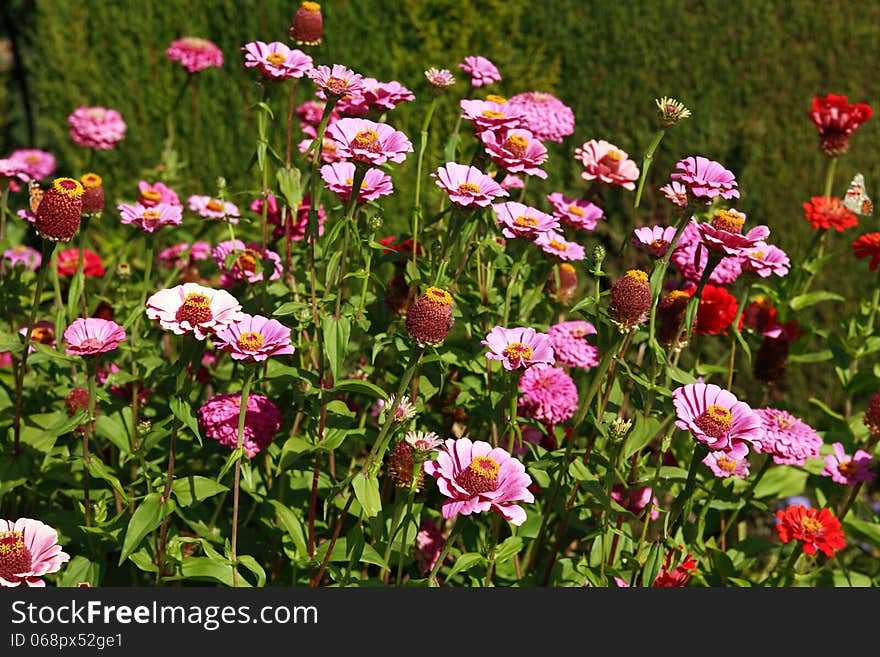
top-left (843, 173), bottom-right (873, 216)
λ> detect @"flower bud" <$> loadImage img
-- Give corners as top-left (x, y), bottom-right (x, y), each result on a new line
top-left (547, 262), bottom-right (578, 304)
top-left (290, 1), bottom-right (323, 46)
top-left (657, 289), bottom-right (690, 347)
top-left (386, 440), bottom-right (425, 491)
top-left (405, 286), bottom-right (454, 346)
top-left (655, 96), bottom-right (692, 128)
top-left (609, 416), bottom-right (633, 443)
top-left (35, 177), bottom-right (84, 242)
top-left (609, 270), bottom-right (651, 332)
top-left (366, 214), bottom-right (383, 232)
top-left (79, 172), bottom-right (104, 214)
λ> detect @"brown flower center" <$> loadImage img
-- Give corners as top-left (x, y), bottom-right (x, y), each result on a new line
top-left (0, 530), bottom-right (32, 582)
top-left (838, 460), bottom-right (859, 478)
top-left (456, 456), bottom-right (500, 495)
top-left (175, 292), bottom-right (213, 326)
top-left (503, 342), bottom-right (533, 362)
top-left (237, 331), bottom-right (264, 351)
top-left (694, 404), bottom-right (733, 438)
top-left (649, 238), bottom-right (668, 252)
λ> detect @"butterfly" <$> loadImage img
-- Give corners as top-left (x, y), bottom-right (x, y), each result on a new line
top-left (843, 173), bottom-right (873, 216)
top-left (28, 180), bottom-right (44, 214)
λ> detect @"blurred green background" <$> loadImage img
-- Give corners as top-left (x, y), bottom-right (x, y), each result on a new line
top-left (1, 0), bottom-right (879, 422)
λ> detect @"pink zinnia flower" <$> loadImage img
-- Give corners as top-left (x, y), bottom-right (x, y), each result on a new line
top-left (211, 240), bottom-right (283, 284)
top-left (535, 231), bottom-right (586, 261)
top-left (187, 195), bottom-right (240, 223)
top-left (252, 192), bottom-right (326, 241)
top-left (482, 326), bottom-right (554, 370)
top-left (138, 181), bottom-right (181, 207)
top-left (362, 78), bottom-right (416, 111)
top-left (158, 241), bottom-right (211, 270)
top-left (405, 431), bottom-right (444, 457)
top-left (481, 127), bottom-right (548, 178)
top-left (575, 139), bottom-right (639, 190)
top-left (9, 149), bottom-right (55, 180)
top-left (703, 442), bottom-right (751, 479)
top-left (611, 485), bottom-right (660, 521)
top-left (242, 41), bottom-right (312, 80)
top-left (506, 91), bottom-right (575, 143)
top-left (118, 202), bottom-right (182, 233)
top-left (2, 245), bottom-right (41, 272)
top-left (822, 442), bottom-right (875, 485)
top-left (298, 137), bottom-right (345, 163)
top-left (660, 181), bottom-right (689, 207)
top-left (432, 162), bottom-right (508, 208)
top-left (752, 408), bottom-right (822, 466)
top-left (518, 364), bottom-right (579, 426)
top-left (671, 219), bottom-right (743, 285)
top-left (673, 382), bottom-right (762, 451)
top-left (198, 392), bottom-right (281, 458)
top-left (68, 106), bottom-right (126, 150)
top-left (458, 55), bottom-right (501, 87)
top-left (459, 98), bottom-right (524, 133)
top-left (145, 282), bottom-right (243, 340)
top-left (324, 117), bottom-right (413, 166)
top-left (307, 64), bottom-right (364, 97)
top-left (166, 37), bottom-right (223, 73)
top-left (547, 320), bottom-right (598, 369)
top-left (423, 437), bottom-right (533, 525)
top-left (212, 313), bottom-right (296, 362)
top-left (297, 100), bottom-right (339, 137)
top-left (632, 225), bottom-right (679, 257)
top-left (0, 517), bottom-right (70, 587)
top-left (500, 174), bottom-right (525, 190)
top-left (492, 201), bottom-right (559, 240)
top-left (670, 156), bottom-right (740, 203)
top-left (740, 242), bottom-right (791, 278)
top-left (696, 208), bottom-right (770, 257)
top-left (0, 157), bottom-right (30, 184)
top-left (320, 161), bottom-right (393, 204)
top-left (546, 192), bottom-right (604, 231)
top-left (63, 317), bottom-right (126, 356)
top-left (414, 519), bottom-right (446, 575)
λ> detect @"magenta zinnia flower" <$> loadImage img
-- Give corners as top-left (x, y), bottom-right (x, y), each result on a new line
top-left (506, 91), bottom-right (575, 143)
top-left (670, 156), bottom-right (740, 203)
top-left (703, 442), bottom-right (751, 479)
top-left (0, 517), bottom-right (70, 587)
top-left (518, 364), bottom-right (579, 426)
top-left (158, 241), bottom-right (211, 270)
top-left (546, 192), bottom-right (604, 231)
top-left (632, 225), bottom-right (679, 257)
top-left (68, 106), bottom-right (126, 150)
top-left (242, 41), bottom-right (312, 80)
top-left (535, 231), bottom-right (586, 261)
top-left (822, 442), bottom-right (875, 485)
top-left (145, 282), bottom-right (243, 340)
top-left (547, 320), bottom-right (598, 369)
top-left (118, 202), bottom-right (182, 233)
top-left (432, 162), bottom-right (508, 207)
top-left (63, 317), bottom-right (126, 356)
top-left (458, 55), bottom-right (502, 87)
top-left (2, 245), bottom-right (41, 272)
top-left (320, 161), bottom-right (393, 203)
top-left (212, 313), bottom-right (295, 362)
top-left (9, 149), bottom-right (55, 180)
top-left (696, 208), bottom-right (770, 257)
top-left (671, 219), bottom-right (743, 285)
top-left (198, 393), bottom-right (282, 458)
top-left (307, 64), bottom-right (364, 97)
top-left (423, 437), bottom-right (533, 525)
top-left (752, 408), bottom-right (822, 466)
top-left (414, 519), bottom-right (446, 575)
top-left (492, 201), bottom-right (559, 240)
top-left (211, 240), bottom-right (283, 284)
top-left (166, 37), bottom-right (223, 73)
top-left (482, 326), bottom-right (554, 370)
top-left (481, 127), bottom-right (548, 178)
top-left (673, 382), bottom-right (762, 451)
top-left (324, 117), bottom-right (413, 166)
top-left (459, 98), bottom-right (525, 133)
top-left (575, 139), bottom-right (639, 190)
top-left (740, 242), bottom-right (791, 278)
top-left (138, 180), bottom-right (181, 207)
top-left (362, 78), bottom-right (416, 111)
top-left (187, 195), bottom-right (240, 222)
top-left (611, 484), bottom-right (660, 521)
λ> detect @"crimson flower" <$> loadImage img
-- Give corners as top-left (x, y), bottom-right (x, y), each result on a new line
top-left (852, 232), bottom-right (880, 270)
top-left (808, 93), bottom-right (872, 156)
top-left (775, 505), bottom-right (846, 557)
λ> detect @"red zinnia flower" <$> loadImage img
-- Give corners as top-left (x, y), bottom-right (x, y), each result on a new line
top-left (56, 248), bottom-right (105, 277)
top-left (653, 546), bottom-right (697, 587)
top-left (808, 93), bottom-right (872, 156)
top-left (803, 196), bottom-right (858, 231)
top-left (775, 505), bottom-right (846, 557)
top-left (683, 284), bottom-right (740, 335)
top-left (852, 232), bottom-right (880, 270)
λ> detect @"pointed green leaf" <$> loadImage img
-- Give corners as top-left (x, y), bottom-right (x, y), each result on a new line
top-left (119, 493), bottom-right (168, 565)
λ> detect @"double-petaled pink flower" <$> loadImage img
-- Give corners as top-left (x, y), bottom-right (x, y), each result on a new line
top-left (188, 195), bottom-right (240, 222)
top-left (575, 139), bottom-right (639, 190)
top-left (63, 318), bottom-right (126, 356)
top-left (146, 282), bottom-right (243, 340)
top-left (703, 442), bottom-right (751, 479)
top-left (507, 91), bottom-right (575, 143)
top-left (518, 364), bottom-right (578, 426)
top-left (211, 240), bottom-right (282, 285)
top-left (696, 208), bottom-right (769, 257)
top-left (198, 393), bottom-right (281, 458)
top-left (2, 245), bottom-right (42, 272)
top-left (752, 408), bottom-right (822, 466)
top-left (8, 149), bottom-right (55, 181)
top-left (324, 117), bottom-right (412, 166)
top-left (458, 55), bottom-right (502, 87)
top-left (492, 201), bottom-right (558, 240)
top-left (242, 41), bottom-right (312, 80)
top-left (212, 313), bottom-right (295, 362)
top-left (307, 64), bottom-right (364, 97)
top-left (166, 37), bottom-right (223, 73)
top-left (547, 320), bottom-right (598, 369)
top-left (361, 78), bottom-right (416, 111)
top-left (740, 242), bottom-right (791, 278)
top-left (432, 162), bottom-right (508, 208)
top-left (673, 382), bottom-right (762, 452)
top-left (670, 156), bottom-right (739, 203)
top-left (482, 326), bottom-right (554, 370)
top-left (821, 442), bottom-right (875, 485)
top-left (118, 202), bottom-right (182, 233)
top-left (546, 192), bottom-right (604, 231)
top-left (68, 106), bottom-right (126, 150)
top-left (459, 99), bottom-right (524, 133)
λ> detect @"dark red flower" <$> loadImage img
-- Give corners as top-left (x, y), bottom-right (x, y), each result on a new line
top-left (775, 505), bottom-right (846, 557)
top-left (35, 177), bottom-right (83, 242)
top-left (379, 235), bottom-right (424, 256)
top-left (808, 93), bottom-right (873, 156)
top-left (653, 545), bottom-right (697, 587)
top-left (289, 1), bottom-right (323, 46)
top-left (803, 196), bottom-right (858, 231)
top-left (853, 232), bottom-right (880, 270)
top-left (56, 248), bottom-right (105, 277)
top-left (742, 295), bottom-right (777, 334)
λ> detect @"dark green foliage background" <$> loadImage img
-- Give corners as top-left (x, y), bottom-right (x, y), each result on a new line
top-left (2, 0), bottom-right (879, 420)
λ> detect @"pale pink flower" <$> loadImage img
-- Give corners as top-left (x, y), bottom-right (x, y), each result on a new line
top-left (211, 240), bottom-right (282, 284)
top-left (405, 431), bottom-right (444, 457)
top-left (187, 195), bottom-right (240, 223)
top-left (670, 156), bottom-right (740, 203)
top-left (307, 64), bottom-right (364, 97)
top-left (68, 106), bottom-right (126, 150)
top-left (166, 37), bottom-right (223, 73)
top-left (2, 245), bottom-right (41, 272)
top-left (158, 241), bottom-right (211, 270)
top-left (575, 139), bottom-right (639, 190)
top-left (242, 41), bottom-right (312, 80)
top-left (458, 55), bottom-right (502, 87)
top-left (63, 317), bottom-right (126, 356)
top-left (320, 161), bottom-right (393, 203)
top-left (118, 202), bottom-right (182, 233)
top-left (632, 225), bottom-right (679, 257)
top-left (9, 149), bottom-right (55, 180)
top-left (703, 442), bottom-right (751, 479)
top-left (212, 313), bottom-right (295, 362)
top-left (481, 127), bottom-right (548, 178)
top-left (822, 442), bottom-right (875, 485)
top-left (673, 382), bottom-right (762, 451)
top-left (431, 162), bottom-right (508, 207)
top-left (740, 243), bottom-right (791, 278)
top-left (500, 174), bottom-right (525, 190)
top-left (424, 68), bottom-right (455, 89)
top-left (492, 201), bottom-right (559, 240)
top-left (324, 117), bottom-right (413, 166)
top-left (297, 100), bottom-right (339, 137)
top-left (0, 517), bottom-right (70, 587)
top-left (671, 219), bottom-right (743, 285)
top-left (362, 78), bottom-right (415, 111)
top-left (0, 158), bottom-right (30, 184)
top-left (546, 192), bottom-right (604, 231)
top-left (547, 320), bottom-right (598, 369)
top-left (423, 437), bottom-right (533, 525)
top-left (660, 181), bottom-right (689, 207)
top-left (518, 364), bottom-right (578, 426)
top-left (138, 181), bottom-right (181, 207)
top-left (506, 91), bottom-right (575, 143)
top-left (145, 282), bottom-right (243, 340)
top-left (198, 393), bottom-right (281, 458)
top-left (752, 408), bottom-right (822, 466)
top-left (482, 326), bottom-right (554, 370)
top-left (535, 231), bottom-right (586, 261)
top-left (459, 98), bottom-right (524, 133)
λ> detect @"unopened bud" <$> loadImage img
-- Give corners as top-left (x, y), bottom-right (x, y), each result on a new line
top-left (610, 416), bottom-right (633, 442)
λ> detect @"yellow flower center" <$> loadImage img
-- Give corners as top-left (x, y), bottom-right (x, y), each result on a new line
top-left (266, 52), bottom-right (287, 66)
top-left (549, 239), bottom-right (568, 251)
top-left (456, 456), bottom-right (500, 495)
top-left (605, 149), bottom-right (623, 162)
top-left (801, 516), bottom-right (823, 533)
top-left (302, 1), bottom-right (321, 11)
top-left (237, 331), bottom-right (265, 351)
top-left (142, 209), bottom-right (161, 226)
top-left (668, 290), bottom-right (691, 303)
top-left (838, 461), bottom-right (859, 478)
top-left (353, 129), bottom-right (381, 152)
top-left (324, 77), bottom-right (350, 95)
top-left (751, 250), bottom-right (765, 260)
top-left (711, 209), bottom-right (745, 234)
top-left (25, 154), bottom-right (41, 164)
top-left (716, 455), bottom-right (738, 473)
top-left (503, 342), bottom-right (533, 362)
top-left (141, 189), bottom-right (161, 203)
top-left (567, 204), bottom-right (585, 217)
top-left (457, 182), bottom-right (481, 195)
top-left (485, 94), bottom-right (507, 104)
top-left (80, 172), bottom-right (102, 189)
top-left (504, 133), bottom-right (529, 157)
top-left (206, 199), bottom-right (223, 213)
top-left (625, 269), bottom-right (649, 284)
top-left (424, 286), bottom-right (453, 306)
top-left (514, 215), bottom-right (539, 228)
top-left (481, 110), bottom-right (506, 119)
top-left (52, 177), bottom-right (84, 199)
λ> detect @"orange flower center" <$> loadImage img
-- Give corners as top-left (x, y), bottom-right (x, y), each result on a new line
top-left (266, 52), bottom-right (287, 66)
top-left (801, 516), bottom-right (823, 533)
top-left (30, 327), bottom-right (54, 344)
top-left (485, 94), bottom-right (507, 104)
top-left (0, 530), bottom-right (31, 581)
top-left (237, 331), bottom-right (264, 351)
top-left (716, 455), bottom-right (738, 473)
top-left (302, 1), bottom-right (321, 12)
top-left (324, 76), bottom-right (349, 95)
top-left (456, 456), bottom-right (500, 495)
top-left (751, 250), bottom-right (765, 260)
top-left (504, 134), bottom-right (529, 156)
top-left (206, 199), bottom-right (224, 213)
top-left (503, 341), bottom-right (533, 362)
top-left (236, 249), bottom-right (262, 273)
top-left (353, 129), bottom-right (381, 152)
top-left (457, 182), bottom-right (481, 195)
top-left (175, 292), bottom-right (213, 325)
top-left (650, 238), bottom-right (667, 251)
top-left (604, 149), bottom-right (623, 162)
top-left (141, 189), bottom-right (161, 203)
top-left (25, 154), bottom-right (41, 164)
top-left (549, 239), bottom-right (568, 251)
top-left (514, 215), bottom-right (539, 228)
top-left (567, 204), bottom-right (585, 217)
top-left (838, 460), bottom-right (859, 478)
top-left (711, 209), bottom-right (745, 234)
top-left (694, 404), bottom-right (733, 438)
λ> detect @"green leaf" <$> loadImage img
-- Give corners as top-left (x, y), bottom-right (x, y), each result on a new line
top-left (788, 350), bottom-right (832, 363)
top-left (445, 552), bottom-right (486, 580)
top-left (66, 268), bottom-right (84, 322)
top-left (753, 466), bottom-right (808, 499)
top-left (169, 396), bottom-right (202, 446)
top-left (331, 378), bottom-right (387, 400)
top-left (568, 459), bottom-right (596, 482)
top-left (178, 557), bottom-right (244, 587)
top-left (269, 500), bottom-right (308, 558)
top-left (58, 556), bottom-right (100, 587)
top-left (273, 301), bottom-right (310, 317)
top-left (22, 410), bottom-right (90, 452)
top-left (217, 447), bottom-right (246, 481)
top-left (87, 458), bottom-right (129, 503)
top-left (322, 314), bottom-right (351, 384)
top-left (623, 416), bottom-right (662, 459)
top-left (641, 541), bottom-right (664, 587)
top-left (352, 473), bottom-right (382, 518)
top-left (493, 536), bottom-right (523, 564)
top-left (172, 476), bottom-right (228, 507)
top-left (842, 518), bottom-right (880, 547)
top-left (276, 167), bottom-right (303, 211)
top-left (808, 397), bottom-right (846, 422)
top-left (237, 555), bottom-right (266, 587)
top-left (119, 493), bottom-right (168, 565)
top-left (789, 291), bottom-right (845, 311)
top-left (667, 365), bottom-right (697, 385)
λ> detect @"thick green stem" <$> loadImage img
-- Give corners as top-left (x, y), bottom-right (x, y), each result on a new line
top-left (823, 155), bottom-right (838, 197)
top-left (633, 128), bottom-right (666, 209)
top-left (779, 544), bottom-right (802, 587)
top-left (647, 205), bottom-right (695, 347)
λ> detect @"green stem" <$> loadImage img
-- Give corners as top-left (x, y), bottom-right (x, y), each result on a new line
top-left (411, 97), bottom-right (438, 277)
top-left (331, 167), bottom-right (367, 315)
top-left (667, 442), bottom-right (709, 537)
top-left (483, 514), bottom-right (503, 587)
top-left (823, 155), bottom-right (838, 197)
top-left (505, 369), bottom-right (521, 455)
top-left (0, 186), bottom-right (8, 242)
top-left (230, 366), bottom-right (256, 588)
top-left (76, 216), bottom-right (91, 315)
top-left (599, 440), bottom-right (624, 585)
top-left (381, 488), bottom-right (404, 581)
top-left (779, 544), bottom-right (802, 587)
top-left (633, 128), bottom-right (666, 209)
top-left (647, 205), bottom-right (695, 347)
top-left (83, 358), bottom-right (97, 527)
top-left (681, 253), bottom-right (720, 344)
top-left (502, 244), bottom-right (530, 327)
top-left (721, 453), bottom-right (772, 540)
